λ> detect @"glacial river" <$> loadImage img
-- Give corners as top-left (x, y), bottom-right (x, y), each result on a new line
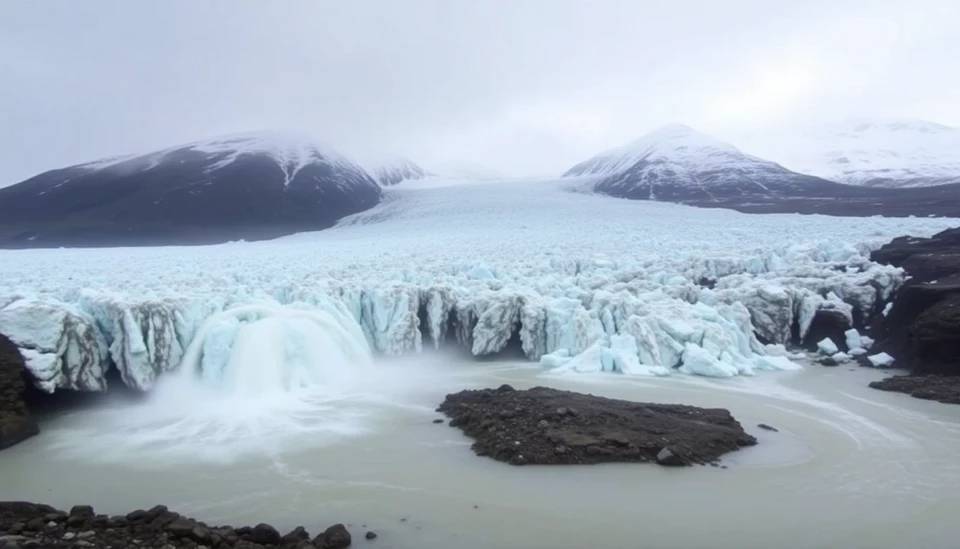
top-left (3, 355), bottom-right (959, 549)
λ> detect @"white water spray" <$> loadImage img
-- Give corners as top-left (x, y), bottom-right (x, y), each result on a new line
top-left (47, 302), bottom-right (385, 464)
top-left (177, 303), bottom-right (374, 397)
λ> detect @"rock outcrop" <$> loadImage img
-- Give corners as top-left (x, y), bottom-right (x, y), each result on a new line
top-left (437, 384), bottom-right (757, 466)
top-left (870, 227), bottom-right (960, 375)
top-left (868, 227), bottom-right (960, 403)
top-left (0, 333), bottom-right (39, 451)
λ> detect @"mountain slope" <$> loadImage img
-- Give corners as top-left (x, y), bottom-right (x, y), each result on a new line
top-left (565, 124), bottom-right (841, 201)
top-left (730, 119), bottom-right (960, 188)
top-left (365, 157), bottom-right (427, 186)
top-left (566, 124), bottom-right (960, 217)
top-left (0, 131), bottom-right (382, 248)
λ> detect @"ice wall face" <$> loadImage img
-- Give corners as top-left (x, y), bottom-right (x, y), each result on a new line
top-left (0, 299), bottom-right (107, 392)
top-left (0, 242), bottom-right (909, 393)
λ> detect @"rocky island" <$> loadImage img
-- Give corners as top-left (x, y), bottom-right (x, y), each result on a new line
top-left (437, 384), bottom-right (757, 466)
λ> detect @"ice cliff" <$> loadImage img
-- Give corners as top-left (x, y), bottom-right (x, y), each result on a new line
top-left (0, 242), bottom-right (906, 393)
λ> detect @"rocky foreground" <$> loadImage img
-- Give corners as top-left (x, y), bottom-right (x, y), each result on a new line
top-left (0, 502), bottom-right (358, 549)
top-left (869, 226), bottom-right (960, 403)
top-left (437, 385), bottom-right (757, 466)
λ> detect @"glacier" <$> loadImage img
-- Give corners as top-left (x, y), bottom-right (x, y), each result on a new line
top-left (0, 177), bottom-right (956, 393)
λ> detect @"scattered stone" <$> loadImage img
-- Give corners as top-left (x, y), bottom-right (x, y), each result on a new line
top-left (757, 423), bottom-right (779, 432)
top-left (438, 385), bottom-right (756, 466)
top-left (317, 524), bottom-right (351, 549)
top-left (125, 509), bottom-right (148, 522)
top-left (281, 525), bottom-right (309, 544)
top-left (249, 523), bottom-right (281, 545)
top-left (656, 447), bottom-right (685, 466)
top-left (819, 357), bottom-right (839, 367)
top-left (68, 506), bottom-right (94, 518)
top-left (0, 502), bottom-right (351, 549)
top-left (365, 530), bottom-right (378, 540)
top-left (432, 418), bottom-right (444, 424)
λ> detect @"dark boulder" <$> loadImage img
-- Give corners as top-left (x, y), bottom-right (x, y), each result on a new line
top-left (281, 525), bottom-right (310, 544)
top-left (0, 333), bottom-right (39, 451)
top-left (313, 523), bottom-right (352, 549)
top-left (248, 523), bottom-right (281, 545)
top-left (655, 447), bottom-right (685, 466)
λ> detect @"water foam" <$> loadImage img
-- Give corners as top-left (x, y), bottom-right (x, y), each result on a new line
top-left (47, 303), bottom-right (384, 465)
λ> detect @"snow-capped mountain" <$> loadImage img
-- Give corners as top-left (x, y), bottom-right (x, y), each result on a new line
top-left (364, 156), bottom-right (427, 186)
top-left (428, 161), bottom-right (506, 181)
top-left (564, 124), bottom-right (838, 201)
top-left (0, 131), bottom-right (382, 248)
top-left (565, 123), bottom-right (960, 217)
top-left (730, 119), bottom-right (960, 188)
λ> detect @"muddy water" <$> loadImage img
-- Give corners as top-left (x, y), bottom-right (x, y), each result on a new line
top-left (3, 357), bottom-right (960, 549)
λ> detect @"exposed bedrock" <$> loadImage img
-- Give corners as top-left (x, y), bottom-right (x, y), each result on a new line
top-left (870, 226), bottom-right (960, 376)
top-left (0, 333), bottom-right (39, 450)
top-left (0, 250), bottom-right (909, 393)
top-left (437, 384), bottom-right (757, 466)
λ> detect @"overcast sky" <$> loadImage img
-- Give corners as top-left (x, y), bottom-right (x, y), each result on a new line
top-left (1, 0), bottom-right (959, 184)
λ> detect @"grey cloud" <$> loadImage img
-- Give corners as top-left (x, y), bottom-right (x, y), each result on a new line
top-left (1, 0), bottom-right (958, 184)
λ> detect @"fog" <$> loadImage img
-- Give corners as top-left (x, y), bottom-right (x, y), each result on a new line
top-left (1, 0), bottom-right (958, 183)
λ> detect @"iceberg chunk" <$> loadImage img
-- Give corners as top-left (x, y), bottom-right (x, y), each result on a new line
top-left (679, 343), bottom-right (738, 378)
top-left (844, 329), bottom-right (862, 352)
top-left (817, 338), bottom-right (840, 356)
top-left (753, 355), bottom-right (803, 371)
top-left (867, 352), bottom-right (895, 367)
top-left (831, 352), bottom-right (851, 363)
